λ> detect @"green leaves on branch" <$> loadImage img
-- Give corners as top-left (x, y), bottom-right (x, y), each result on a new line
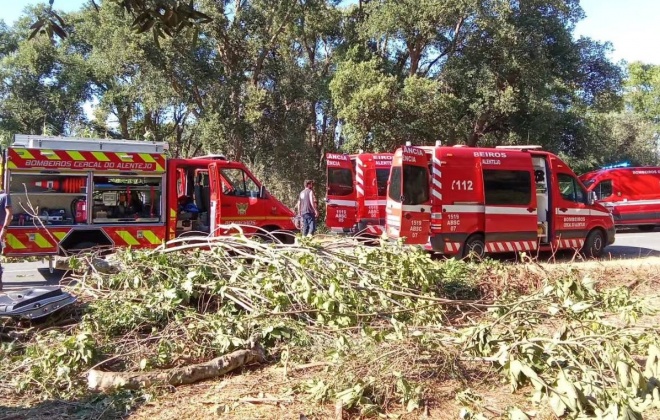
top-left (28, 0), bottom-right (212, 45)
top-left (28, 0), bottom-right (67, 41)
top-left (123, 0), bottom-right (212, 46)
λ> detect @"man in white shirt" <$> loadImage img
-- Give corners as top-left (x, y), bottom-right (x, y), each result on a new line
top-left (296, 180), bottom-right (319, 236)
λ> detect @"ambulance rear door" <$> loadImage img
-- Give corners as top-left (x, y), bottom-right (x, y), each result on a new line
top-left (325, 153), bottom-right (357, 230)
top-left (386, 146), bottom-right (431, 245)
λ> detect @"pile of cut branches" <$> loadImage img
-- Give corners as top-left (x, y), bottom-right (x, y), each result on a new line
top-left (0, 233), bottom-right (658, 419)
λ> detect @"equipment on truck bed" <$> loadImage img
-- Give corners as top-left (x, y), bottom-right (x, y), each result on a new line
top-left (1, 134), bottom-right (297, 266)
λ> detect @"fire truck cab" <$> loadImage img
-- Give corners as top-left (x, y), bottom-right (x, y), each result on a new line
top-left (325, 152), bottom-right (392, 237)
top-left (579, 167), bottom-right (660, 232)
top-left (385, 143), bottom-right (616, 258)
top-left (1, 135), bottom-right (296, 263)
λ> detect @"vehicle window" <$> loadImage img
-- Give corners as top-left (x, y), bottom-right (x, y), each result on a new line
top-left (327, 168), bottom-right (354, 196)
top-left (483, 170), bottom-right (531, 205)
top-left (220, 168), bottom-right (260, 197)
top-left (402, 165), bottom-right (429, 205)
top-left (388, 167), bottom-right (402, 203)
top-left (594, 180), bottom-right (612, 199)
top-left (376, 168), bottom-right (390, 196)
top-left (176, 169), bottom-right (185, 196)
top-left (558, 173), bottom-right (586, 203)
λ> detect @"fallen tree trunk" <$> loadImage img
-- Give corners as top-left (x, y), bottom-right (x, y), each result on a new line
top-left (88, 344), bottom-right (266, 392)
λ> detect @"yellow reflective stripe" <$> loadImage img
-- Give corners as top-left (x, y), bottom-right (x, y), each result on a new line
top-left (155, 163), bottom-right (165, 172)
top-left (40, 149), bottom-right (61, 160)
top-left (7, 162), bottom-right (17, 169)
top-left (67, 151), bottom-right (86, 161)
top-left (139, 153), bottom-right (156, 163)
top-left (6, 234), bottom-right (27, 249)
top-left (15, 149), bottom-right (35, 159)
top-left (92, 152), bottom-right (110, 161)
top-left (142, 230), bottom-right (161, 245)
top-left (170, 208), bottom-right (177, 218)
top-left (32, 233), bottom-right (53, 248)
top-left (53, 232), bottom-right (68, 240)
top-left (117, 231), bottom-right (140, 246)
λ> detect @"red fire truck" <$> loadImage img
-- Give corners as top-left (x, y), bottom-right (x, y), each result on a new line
top-left (579, 167), bottom-right (660, 232)
top-left (1, 135), bottom-right (297, 263)
top-left (325, 152), bottom-right (392, 237)
top-left (385, 143), bottom-right (616, 258)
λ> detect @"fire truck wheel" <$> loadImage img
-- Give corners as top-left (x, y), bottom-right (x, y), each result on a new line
top-left (462, 234), bottom-right (485, 260)
top-left (582, 229), bottom-right (605, 258)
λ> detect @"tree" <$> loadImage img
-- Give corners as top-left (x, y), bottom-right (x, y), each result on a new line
top-left (330, 0), bottom-right (623, 152)
top-left (625, 62), bottom-right (660, 124)
top-left (0, 6), bottom-right (90, 141)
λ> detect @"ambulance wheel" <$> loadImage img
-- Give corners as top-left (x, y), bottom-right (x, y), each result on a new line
top-left (638, 225), bottom-right (656, 232)
top-left (462, 234), bottom-right (486, 260)
top-left (581, 229), bottom-right (605, 258)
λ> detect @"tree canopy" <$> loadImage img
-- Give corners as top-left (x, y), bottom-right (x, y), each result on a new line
top-left (1, 0), bottom-right (658, 202)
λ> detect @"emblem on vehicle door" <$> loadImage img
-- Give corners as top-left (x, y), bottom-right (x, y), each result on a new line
top-left (236, 202), bottom-right (249, 215)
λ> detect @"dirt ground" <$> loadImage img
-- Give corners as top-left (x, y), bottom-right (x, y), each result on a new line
top-left (1, 257), bottom-right (659, 420)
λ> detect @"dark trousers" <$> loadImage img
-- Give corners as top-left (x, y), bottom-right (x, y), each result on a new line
top-left (302, 213), bottom-right (317, 236)
top-left (0, 243), bottom-right (3, 291)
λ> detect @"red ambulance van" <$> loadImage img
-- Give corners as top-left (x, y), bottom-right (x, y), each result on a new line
top-left (386, 144), bottom-right (616, 258)
top-left (325, 152), bottom-right (393, 236)
top-left (579, 167), bottom-right (660, 231)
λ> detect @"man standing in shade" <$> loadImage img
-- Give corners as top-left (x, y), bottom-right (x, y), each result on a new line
top-left (0, 189), bottom-right (12, 291)
top-left (296, 179), bottom-right (319, 237)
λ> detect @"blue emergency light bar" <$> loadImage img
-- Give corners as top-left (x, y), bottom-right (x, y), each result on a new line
top-left (601, 161), bottom-right (631, 169)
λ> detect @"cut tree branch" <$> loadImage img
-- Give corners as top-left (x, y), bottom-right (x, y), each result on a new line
top-left (87, 343), bottom-right (267, 392)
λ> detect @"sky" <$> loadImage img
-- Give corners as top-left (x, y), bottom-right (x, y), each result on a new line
top-left (2, 0), bottom-right (660, 65)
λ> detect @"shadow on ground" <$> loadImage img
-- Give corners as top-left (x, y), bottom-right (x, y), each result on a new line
top-left (0, 395), bottom-right (136, 420)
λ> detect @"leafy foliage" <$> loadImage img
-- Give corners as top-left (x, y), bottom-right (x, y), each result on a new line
top-left (1, 235), bottom-right (658, 417)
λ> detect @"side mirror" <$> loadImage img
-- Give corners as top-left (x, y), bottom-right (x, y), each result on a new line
top-left (588, 191), bottom-right (597, 205)
top-left (259, 185), bottom-right (267, 199)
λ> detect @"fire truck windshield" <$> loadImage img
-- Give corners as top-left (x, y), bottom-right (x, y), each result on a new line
top-left (327, 168), bottom-right (354, 196)
top-left (376, 168), bottom-right (390, 196)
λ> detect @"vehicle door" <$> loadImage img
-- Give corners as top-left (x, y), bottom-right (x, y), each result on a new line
top-left (482, 158), bottom-right (538, 252)
top-left (385, 146), bottom-right (431, 245)
top-left (553, 171), bottom-right (590, 247)
top-left (215, 165), bottom-right (266, 229)
top-left (325, 153), bottom-right (357, 229)
top-left (373, 155), bottom-right (392, 221)
top-left (208, 162), bottom-right (222, 235)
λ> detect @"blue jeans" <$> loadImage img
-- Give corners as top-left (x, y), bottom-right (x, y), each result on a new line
top-left (302, 213), bottom-right (316, 236)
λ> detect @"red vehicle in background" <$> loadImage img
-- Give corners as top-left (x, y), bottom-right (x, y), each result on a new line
top-left (580, 167), bottom-right (660, 231)
top-left (325, 152), bottom-right (393, 237)
top-left (385, 143), bottom-right (616, 258)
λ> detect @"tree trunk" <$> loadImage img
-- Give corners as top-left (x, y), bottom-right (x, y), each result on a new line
top-left (88, 344), bottom-right (266, 392)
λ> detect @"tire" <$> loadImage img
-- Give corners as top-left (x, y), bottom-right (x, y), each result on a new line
top-left (462, 234), bottom-right (486, 259)
top-left (638, 225), bottom-right (656, 232)
top-left (581, 229), bottom-right (605, 258)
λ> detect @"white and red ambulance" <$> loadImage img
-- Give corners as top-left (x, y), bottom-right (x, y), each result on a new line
top-left (579, 167), bottom-right (660, 231)
top-left (385, 143), bottom-right (616, 258)
top-left (325, 152), bottom-right (393, 237)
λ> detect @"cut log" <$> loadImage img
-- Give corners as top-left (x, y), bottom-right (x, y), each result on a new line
top-left (88, 344), bottom-right (266, 392)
